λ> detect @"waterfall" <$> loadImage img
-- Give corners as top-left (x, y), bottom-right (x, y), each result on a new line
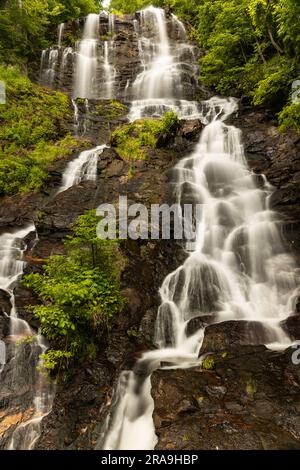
top-left (103, 41), bottom-right (116, 99)
top-left (39, 7), bottom-right (199, 106)
top-left (133, 6), bottom-right (173, 99)
top-left (129, 6), bottom-right (200, 119)
top-left (100, 95), bottom-right (298, 451)
top-left (16, 5), bottom-right (299, 450)
top-left (39, 23), bottom-right (65, 87)
top-left (57, 145), bottom-right (107, 194)
top-left (0, 226), bottom-right (54, 450)
top-left (40, 48), bottom-right (59, 87)
top-left (58, 23), bottom-right (65, 47)
top-left (74, 13), bottom-right (99, 99)
top-left (99, 8), bottom-right (298, 450)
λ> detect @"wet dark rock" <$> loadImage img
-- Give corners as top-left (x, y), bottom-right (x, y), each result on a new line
top-left (0, 290), bottom-right (11, 315)
top-left (200, 320), bottom-right (277, 355)
top-left (185, 315), bottom-right (214, 337)
top-left (152, 346), bottom-right (300, 449)
top-left (281, 314), bottom-right (300, 340)
top-left (179, 119), bottom-right (203, 142)
top-left (0, 315), bottom-right (10, 338)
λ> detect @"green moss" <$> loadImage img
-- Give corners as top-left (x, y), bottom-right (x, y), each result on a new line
top-left (127, 165), bottom-right (136, 178)
top-left (278, 102), bottom-right (300, 133)
top-left (95, 100), bottom-right (127, 119)
top-left (111, 111), bottom-right (179, 161)
top-left (74, 97), bottom-right (86, 106)
top-left (202, 355), bottom-right (215, 370)
top-left (245, 377), bottom-right (257, 396)
top-left (0, 65), bottom-right (84, 196)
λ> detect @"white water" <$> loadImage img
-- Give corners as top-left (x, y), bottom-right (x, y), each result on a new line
top-left (58, 23), bottom-right (65, 47)
top-left (129, 99), bottom-right (201, 121)
top-left (103, 41), bottom-right (116, 99)
top-left (40, 23), bottom-right (68, 87)
top-left (57, 145), bottom-right (107, 194)
top-left (74, 13), bottom-right (99, 99)
top-left (0, 226), bottom-right (55, 449)
top-left (133, 6), bottom-right (173, 100)
top-left (130, 7), bottom-right (199, 118)
top-left (100, 7), bottom-right (299, 450)
top-left (40, 48), bottom-right (59, 86)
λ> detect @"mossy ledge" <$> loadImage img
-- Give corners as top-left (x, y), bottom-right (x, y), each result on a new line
top-left (110, 111), bottom-right (179, 161)
top-left (0, 65), bottom-right (88, 196)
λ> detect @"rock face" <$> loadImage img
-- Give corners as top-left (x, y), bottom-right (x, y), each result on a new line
top-left (152, 344), bottom-right (300, 450)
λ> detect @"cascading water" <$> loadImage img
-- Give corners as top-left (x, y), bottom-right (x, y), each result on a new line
top-left (40, 7), bottom-right (199, 107)
top-left (0, 226), bottom-right (54, 450)
top-left (39, 22), bottom-right (65, 87)
top-left (58, 23), bottom-right (65, 47)
top-left (102, 40), bottom-right (116, 99)
top-left (74, 13), bottom-right (99, 99)
top-left (98, 8), bottom-right (299, 450)
top-left (57, 145), bottom-right (107, 194)
top-left (129, 6), bottom-right (200, 119)
top-left (100, 95), bottom-right (299, 451)
top-left (40, 48), bottom-right (59, 87)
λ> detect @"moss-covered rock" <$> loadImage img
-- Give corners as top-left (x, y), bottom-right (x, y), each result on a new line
top-left (111, 111), bottom-right (179, 161)
top-left (0, 65), bottom-right (85, 196)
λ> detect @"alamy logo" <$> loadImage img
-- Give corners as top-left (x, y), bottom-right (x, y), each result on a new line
top-left (96, 196), bottom-right (202, 241)
top-left (292, 80), bottom-right (300, 104)
top-left (0, 340), bottom-right (6, 372)
top-left (291, 341), bottom-right (300, 365)
top-left (0, 81), bottom-right (6, 104)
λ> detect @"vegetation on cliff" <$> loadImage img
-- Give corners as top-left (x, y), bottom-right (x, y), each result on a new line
top-left (111, 111), bottom-right (179, 160)
top-left (23, 210), bottom-right (125, 371)
top-left (110, 0), bottom-right (300, 132)
top-left (0, 65), bottom-right (88, 196)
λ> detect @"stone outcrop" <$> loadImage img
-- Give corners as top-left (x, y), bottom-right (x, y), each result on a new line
top-left (152, 343), bottom-right (300, 450)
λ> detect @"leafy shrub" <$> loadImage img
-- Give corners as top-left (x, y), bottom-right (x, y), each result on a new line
top-left (23, 210), bottom-right (125, 371)
top-left (252, 61), bottom-right (294, 107)
top-left (278, 103), bottom-right (300, 133)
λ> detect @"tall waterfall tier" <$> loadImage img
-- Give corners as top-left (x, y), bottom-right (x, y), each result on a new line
top-left (100, 96), bottom-right (299, 451)
top-left (39, 9), bottom-right (203, 108)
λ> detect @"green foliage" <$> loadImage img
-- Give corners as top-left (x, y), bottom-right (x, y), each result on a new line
top-left (23, 210), bottom-right (124, 371)
top-left (252, 59), bottom-right (294, 106)
top-left (39, 349), bottom-right (73, 371)
top-left (0, 65), bottom-right (84, 196)
top-left (111, 111), bottom-right (178, 160)
top-left (278, 103), bottom-right (300, 133)
top-left (94, 100), bottom-right (127, 119)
